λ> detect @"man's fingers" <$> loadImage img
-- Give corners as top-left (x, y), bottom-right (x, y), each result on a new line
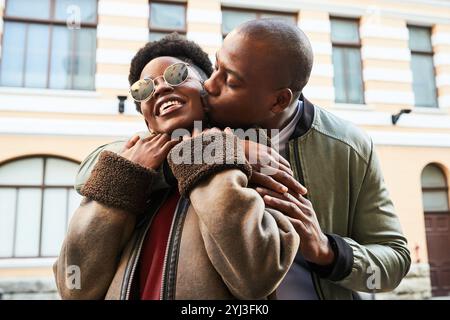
top-left (224, 127), bottom-right (233, 135)
top-left (267, 148), bottom-right (291, 169)
top-left (256, 187), bottom-right (285, 201)
top-left (251, 172), bottom-right (288, 194)
top-left (263, 195), bottom-right (301, 219)
top-left (270, 169), bottom-right (307, 196)
top-left (256, 186), bottom-right (303, 208)
top-left (286, 217), bottom-right (309, 236)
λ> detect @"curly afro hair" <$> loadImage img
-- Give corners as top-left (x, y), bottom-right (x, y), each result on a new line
top-left (129, 33), bottom-right (213, 113)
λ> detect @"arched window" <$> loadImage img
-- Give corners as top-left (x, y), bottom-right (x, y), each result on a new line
top-left (421, 163), bottom-right (450, 297)
top-left (0, 156), bottom-right (82, 258)
top-left (421, 164), bottom-right (449, 214)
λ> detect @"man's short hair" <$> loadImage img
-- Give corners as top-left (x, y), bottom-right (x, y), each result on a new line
top-left (236, 19), bottom-right (314, 93)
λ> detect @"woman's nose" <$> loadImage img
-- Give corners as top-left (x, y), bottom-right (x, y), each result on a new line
top-left (153, 79), bottom-right (174, 98)
top-left (204, 74), bottom-right (220, 96)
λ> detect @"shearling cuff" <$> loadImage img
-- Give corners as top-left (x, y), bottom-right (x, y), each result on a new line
top-left (80, 150), bottom-right (156, 215)
top-left (167, 132), bottom-right (252, 197)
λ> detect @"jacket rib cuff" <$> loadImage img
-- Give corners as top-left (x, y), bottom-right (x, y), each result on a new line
top-left (80, 150), bottom-right (156, 215)
top-left (167, 132), bottom-right (252, 197)
top-left (308, 233), bottom-right (354, 281)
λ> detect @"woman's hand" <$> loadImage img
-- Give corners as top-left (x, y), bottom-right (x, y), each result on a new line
top-left (120, 133), bottom-right (180, 170)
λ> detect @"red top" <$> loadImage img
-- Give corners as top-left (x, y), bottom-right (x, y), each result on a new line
top-left (137, 190), bottom-right (180, 300)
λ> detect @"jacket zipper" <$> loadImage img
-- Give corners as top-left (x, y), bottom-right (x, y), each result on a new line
top-left (159, 198), bottom-right (182, 300)
top-left (290, 139), bottom-right (326, 300)
top-left (124, 217), bottom-right (153, 300)
top-left (160, 197), bottom-right (189, 300)
top-left (122, 189), bottom-right (171, 300)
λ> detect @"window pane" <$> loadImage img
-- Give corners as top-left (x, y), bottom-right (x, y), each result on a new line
top-left (150, 3), bottom-right (185, 30)
top-left (0, 158), bottom-right (43, 186)
top-left (49, 26), bottom-right (73, 89)
top-left (149, 31), bottom-right (178, 42)
top-left (0, 22), bottom-right (26, 87)
top-left (411, 54), bottom-right (437, 108)
top-left (44, 158), bottom-right (79, 186)
top-left (14, 188), bottom-right (42, 257)
top-left (345, 48), bottom-right (364, 104)
top-left (423, 191), bottom-right (449, 212)
top-left (331, 19), bottom-right (360, 44)
top-left (24, 24), bottom-right (50, 88)
top-left (68, 189), bottom-right (82, 224)
top-left (41, 189), bottom-right (68, 256)
top-left (222, 10), bottom-right (257, 34)
top-left (73, 28), bottom-right (96, 90)
top-left (408, 26), bottom-right (432, 52)
top-left (55, 0), bottom-right (97, 23)
top-left (332, 47), bottom-right (346, 103)
top-left (0, 188), bottom-right (16, 257)
top-left (6, 0), bottom-right (50, 20)
top-left (260, 13), bottom-right (296, 25)
top-left (422, 165), bottom-right (447, 188)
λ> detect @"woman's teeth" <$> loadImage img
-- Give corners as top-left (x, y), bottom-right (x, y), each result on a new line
top-left (160, 100), bottom-right (184, 116)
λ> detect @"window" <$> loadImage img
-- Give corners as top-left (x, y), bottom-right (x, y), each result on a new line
top-left (408, 26), bottom-right (438, 108)
top-left (149, 1), bottom-right (186, 41)
top-left (221, 8), bottom-right (297, 37)
top-left (0, 156), bottom-right (82, 258)
top-left (330, 17), bottom-right (365, 104)
top-left (0, 0), bottom-right (97, 90)
top-left (421, 164), bottom-right (449, 214)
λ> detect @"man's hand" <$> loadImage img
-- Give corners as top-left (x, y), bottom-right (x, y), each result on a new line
top-left (120, 133), bottom-right (180, 170)
top-left (256, 187), bottom-right (335, 266)
top-left (241, 139), bottom-right (307, 197)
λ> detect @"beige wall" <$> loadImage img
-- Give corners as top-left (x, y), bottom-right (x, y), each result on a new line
top-left (376, 145), bottom-right (450, 264)
top-left (1, 0), bottom-right (450, 297)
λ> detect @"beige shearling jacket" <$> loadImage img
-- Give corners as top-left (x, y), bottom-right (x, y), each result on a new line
top-left (53, 132), bottom-right (300, 300)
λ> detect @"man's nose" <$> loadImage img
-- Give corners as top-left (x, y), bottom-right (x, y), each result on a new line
top-left (204, 74), bottom-right (220, 96)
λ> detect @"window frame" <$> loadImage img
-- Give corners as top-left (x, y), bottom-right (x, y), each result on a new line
top-left (148, 0), bottom-right (187, 39)
top-left (421, 164), bottom-right (450, 215)
top-left (407, 25), bottom-right (439, 109)
top-left (1, 0), bottom-right (98, 90)
top-left (0, 155), bottom-right (81, 259)
top-left (330, 16), bottom-right (365, 105)
top-left (221, 6), bottom-right (298, 38)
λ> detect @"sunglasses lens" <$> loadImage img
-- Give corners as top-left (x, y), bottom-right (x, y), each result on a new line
top-left (164, 63), bottom-right (189, 86)
top-left (130, 78), bottom-right (154, 101)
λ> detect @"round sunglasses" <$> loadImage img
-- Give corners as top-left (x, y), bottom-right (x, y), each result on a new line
top-left (129, 62), bottom-right (192, 102)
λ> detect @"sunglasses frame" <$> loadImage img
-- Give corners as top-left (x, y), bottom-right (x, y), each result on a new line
top-left (129, 62), bottom-right (191, 103)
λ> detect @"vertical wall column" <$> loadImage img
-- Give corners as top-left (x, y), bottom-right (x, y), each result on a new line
top-left (433, 24), bottom-right (450, 111)
top-left (359, 15), bottom-right (414, 110)
top-left (96, 0), bottom-right (149, 105)
top-left (186, 0), bottom-right (222, 62)
top-left (298, 10), bottom-right (334, 108)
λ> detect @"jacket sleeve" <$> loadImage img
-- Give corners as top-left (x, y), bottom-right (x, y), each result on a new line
top-left (331, 141), bottom-right (411, 293)
top-left (168, 132), bottom-right (300, 299)
top-left (75, 134), bottom-right (174, 195)
top-left (54, 151), bottom-right (157, 299)
top-left (53, 198), bottom-right (136, 299)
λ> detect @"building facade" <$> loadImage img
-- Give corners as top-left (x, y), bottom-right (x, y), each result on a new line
top-left (0, 0), bottom-right (449, 300)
